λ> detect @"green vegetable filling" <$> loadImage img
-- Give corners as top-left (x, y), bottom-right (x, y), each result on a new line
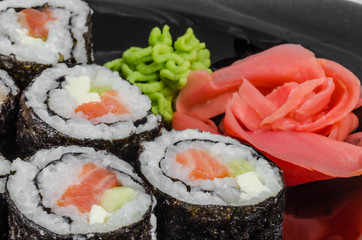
top-left (90, 85), bottom-right (112, 96)
top-left (104, 25), bottom-right (212, 127)
top-left (227, 159), bottom-right (254, 178)
top-left (100, 187), bottom-right (136, 213)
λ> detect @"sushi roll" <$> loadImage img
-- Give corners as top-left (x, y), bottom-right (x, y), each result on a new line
top-left (0, 69), bottom-right (19, 159)
top-left (0, 0), bottom-right (93, 89)
top-left (0, 154), bottom-right (11, 239)
top-left (6, 146), bottom-right (157, 239)
top-left (17, 64), bottom-right (163, 163)
top-left (138, 129), bottom-right (285, 240)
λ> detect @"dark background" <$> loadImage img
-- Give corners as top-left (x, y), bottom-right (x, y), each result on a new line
top-left (86, 0), bottom-right (362, 81)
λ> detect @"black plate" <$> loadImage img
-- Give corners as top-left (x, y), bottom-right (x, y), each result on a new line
top-left (88, 0), bottom-right (362, 79)
top-left (87, 0), bottom-right (362, 239)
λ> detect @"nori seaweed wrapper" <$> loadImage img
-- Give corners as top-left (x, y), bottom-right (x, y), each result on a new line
top-left (0, 4), bottom-right (93, 90)
top-left (0, 192), bottom-right (9, 239)
top-left (7, 197), bottom-right (153, 240)
top-left (6, 185), bottom-right (155, 240)
top-left (0, 56), bottom-right (52, 91)
top-left (152, 187), bottom-right (285, 240)
top-left (16, 92), bottom-right (163, 164)
top-left (0, 154), bottom-right (11, 239)
top-left (0, 72), bottom-right (19, 159)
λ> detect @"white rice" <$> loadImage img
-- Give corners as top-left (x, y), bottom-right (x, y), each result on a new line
top-left (0, 69), bottom-right (19, 106)
top-left (0, 0), bottom-right (92, 64)
top-left (0, 81), bottom-right (11, 104)
top-left (139, 129), bottom-right (284, 206)
top-left (7, 146), bottom-right (154, 236)
top-left (25, 64), bottom-right (162, 139)
top-left (0, 155), bottom-right (11, 193)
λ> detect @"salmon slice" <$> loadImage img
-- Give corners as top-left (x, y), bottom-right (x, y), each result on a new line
top-left (74, 90), bottom-right (129, 119)
top-left (101, 89), bottom-right (130, 115)
top-left (74, 102), bottom-right (109, 120)
top-left (176, 149), bottom-right (231, 180)
top-left (57, 162), bottom-right (119, 213)
top-left (18, 8), bottom-right (56, 40)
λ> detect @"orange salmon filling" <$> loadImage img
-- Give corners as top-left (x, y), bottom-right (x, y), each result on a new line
top-left (74, 89), bottom-right (130, 120)
top-left (18, 8), bottom-right (56, 40)
top-left (57, 162), bottom-right (119, 213)
top-left (176, 149), bottom-right (231, 180)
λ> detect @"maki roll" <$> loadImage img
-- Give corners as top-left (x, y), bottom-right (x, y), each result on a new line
top-left (17, 64), bottom-right (163, 163)
top-left (0, 0), bottom-right (93, 89)
top-left (0, 69), bottom-right (19, 159)
top-left (6, 146), bottom-right (156, 239)
top-left (139, 129), bottom-right (285, 240)
top-left (0, 154), bottom-right (11, 239)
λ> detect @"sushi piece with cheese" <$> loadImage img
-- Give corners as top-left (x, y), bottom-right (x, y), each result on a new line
top-left (16, 64), bottom-right (163, 163)
top-left (138, 129), bottom-right (285, 240)
top-left (6, 146), bottom-right (156, 239)
top-left (0, 0), bottom-right (93, 89)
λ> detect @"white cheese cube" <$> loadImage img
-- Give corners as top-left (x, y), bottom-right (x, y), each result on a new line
top-left (64, 76), bottom-right (101, 105)
top-left (235, 171), bottom-right (270, 201)
top-left (77, 92), bottom-right (101, 105)
top-left (89, 205), bottom-right (109, 225)
top-left (64, 75), bottom-right (92, 96)
top-left (17, 28), bottom-right (43, 45)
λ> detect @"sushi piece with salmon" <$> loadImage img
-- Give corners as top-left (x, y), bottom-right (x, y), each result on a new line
top-left (138, 129), bottom-right (285, 240)
top-left (6, 146), bottom-right (157, 239)
top-left (0, 154), bottom-right (11, 239)
top-left (0, 0), bottom-right (93, 89)
top-left (16, 64), bottom-right (163, 163)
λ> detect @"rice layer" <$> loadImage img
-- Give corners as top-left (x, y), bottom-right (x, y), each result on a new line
top-left (0, 69), bottom-right (18, 106)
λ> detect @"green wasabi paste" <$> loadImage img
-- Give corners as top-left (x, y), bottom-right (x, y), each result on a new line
top-left (104, 25), bottom-right (212, 126)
